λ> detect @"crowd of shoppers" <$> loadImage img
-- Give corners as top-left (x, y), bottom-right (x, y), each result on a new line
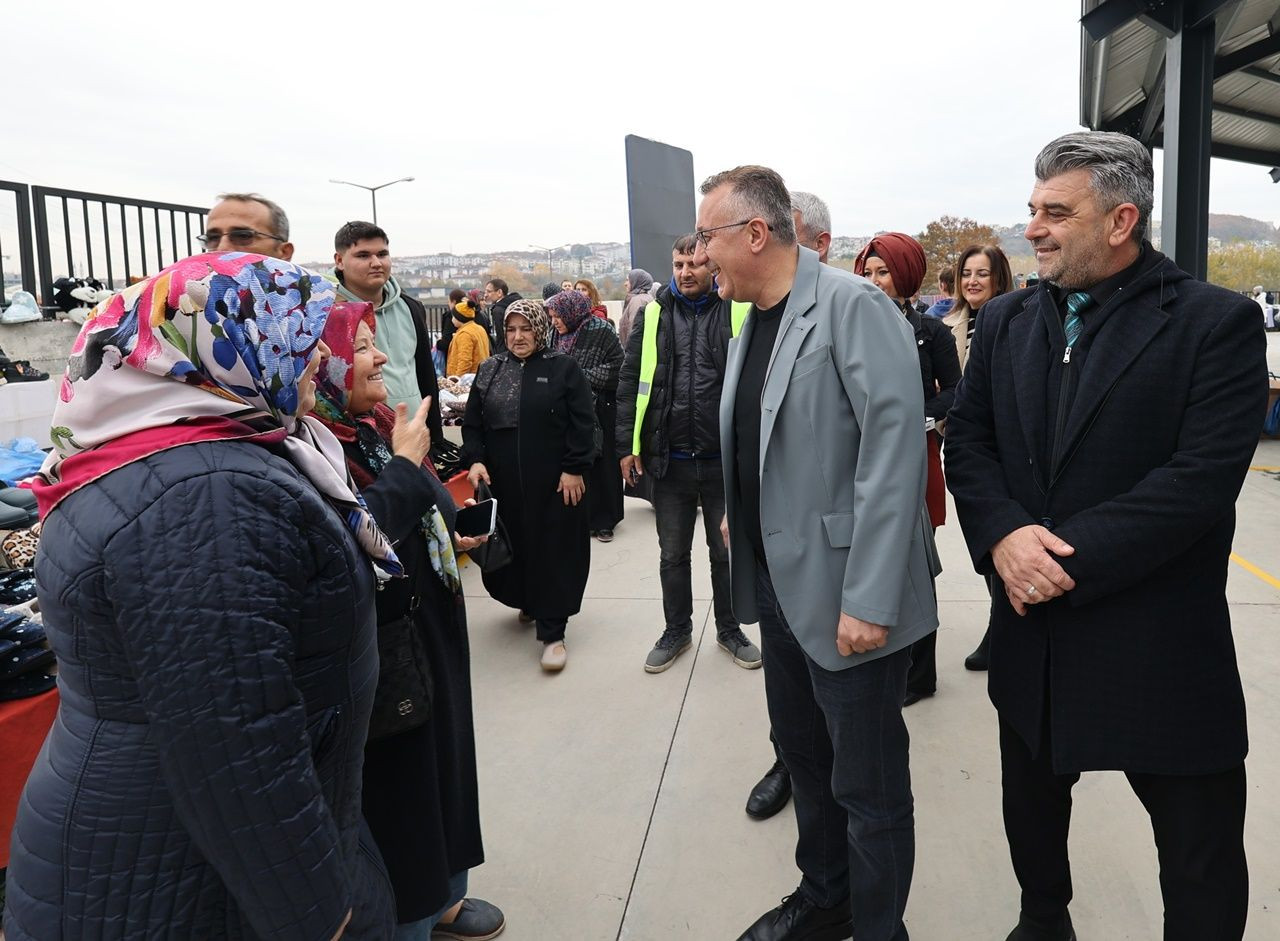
top-left (2, 129), bottom-right (1269, 941)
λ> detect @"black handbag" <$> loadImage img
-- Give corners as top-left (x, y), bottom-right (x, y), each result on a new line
top-left (465, 479), bottom-right (514, 572)
top-left (367, 599), bottom-right (433, 742)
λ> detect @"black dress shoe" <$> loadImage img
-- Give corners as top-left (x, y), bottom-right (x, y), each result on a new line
top-left (745, 759), bottom-right (792, 820)
top-left (964, 629), bottom-right (990, 671)
top-left (735, 891), bottom-right (851, 941)
top-left (1005, 911), bottom-right (1075, 940)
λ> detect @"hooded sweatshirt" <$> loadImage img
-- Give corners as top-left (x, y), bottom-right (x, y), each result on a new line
top-left (336, 275), bottom-right (422, 414)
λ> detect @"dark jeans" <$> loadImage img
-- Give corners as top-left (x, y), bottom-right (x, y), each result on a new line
top-left (905, 630), bottom-right (936, 695)
top-left (651, 457), bottom-right (734, 635)
top-left (1000, 715), bottom-right (1248, 939)
top-left (756, 566), bottom-right (913, 941)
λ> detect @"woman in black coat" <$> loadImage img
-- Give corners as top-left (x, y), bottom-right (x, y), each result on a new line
top-left (311, 302), bottom-right (503, 940)
top-left (6, 254), bottom-right (399, 941)
top-left (547, 289), bottom-right (626, 540)
top-left (855, 233), bottom-right (961, 705)
top-left (464, 299), bottom-right (597, 673)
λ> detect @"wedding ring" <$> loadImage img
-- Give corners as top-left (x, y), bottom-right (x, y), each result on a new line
top-left (1026, 585), bottom-right (1037, 596)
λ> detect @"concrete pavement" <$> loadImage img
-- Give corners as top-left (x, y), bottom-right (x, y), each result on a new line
top-left (456, 430), bottom-right (1279, 940)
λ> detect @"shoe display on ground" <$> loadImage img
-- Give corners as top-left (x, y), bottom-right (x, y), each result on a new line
top-left (734, 890), bottom-right (852, 941)
top-left (1004, 911), bottom-right (1075, 941)
top-left (540, 641), bottom-right (567, 672)
top-left (431, 897), bottom-right (506, 940)
top-left (717, 628), bottom-right (762, 669)
top-left (644, 627), bottom-right (693, 674)
top-left (745, 759), bottom-right (792, 820)
top-left (0, 358), bottom-right (49, 383)
top-left (902, 689), bottom-right (934, 707)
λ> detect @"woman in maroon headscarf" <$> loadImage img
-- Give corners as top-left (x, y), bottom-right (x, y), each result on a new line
top-left (854, 233), bottom-right (961, 706)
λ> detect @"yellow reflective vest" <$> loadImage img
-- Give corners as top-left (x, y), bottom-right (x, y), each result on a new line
top-left (631, 299), bottom-right (751, 455)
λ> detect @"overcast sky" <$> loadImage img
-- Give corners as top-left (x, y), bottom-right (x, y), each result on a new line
top-left (2, 0), bottom-right (1276, 265)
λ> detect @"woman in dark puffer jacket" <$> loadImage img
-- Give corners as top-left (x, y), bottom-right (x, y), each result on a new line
top-left (3, 253), bottom-right (398, 940)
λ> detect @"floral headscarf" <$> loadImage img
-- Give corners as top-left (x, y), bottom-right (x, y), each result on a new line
top-left (546, 290), bottom-right (592, 352)
top-left (503, 298), bottom-right (552, 353)
top-left (312, 304), bottom-right (460, 591)
top-left (31, 252), bottom-right (401, 576)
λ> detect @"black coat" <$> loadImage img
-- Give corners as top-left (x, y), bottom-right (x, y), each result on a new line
top-left (356, 456), bottom-right (484, 923)
top-left (944, 253), bottom-right (1269, 775)
top-left (905, 307), bottom-right (961, 420)
top-left (5, 442), bottom-right (393, 940)
top-left (462, 349), bottom-right (596, 618)
top-left (615, 286), bottom-right (733, 476)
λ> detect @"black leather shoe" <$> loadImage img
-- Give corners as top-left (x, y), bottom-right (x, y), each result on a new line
top-left (1004, 911), bottom-right (1075, 940)
top-left (745, 759), bottom-right (792, 820)
top-left (735, 891), bottom-right (851, 941)
top-left (964, 630), bottom-right (991, 671)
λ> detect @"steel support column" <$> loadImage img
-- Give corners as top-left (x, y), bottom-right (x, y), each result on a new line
top-left (1161, 13), bottom-right (1216, 280)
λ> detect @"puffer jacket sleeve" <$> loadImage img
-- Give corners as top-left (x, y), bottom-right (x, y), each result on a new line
top-left (103, 469), bottom-right (352, 940)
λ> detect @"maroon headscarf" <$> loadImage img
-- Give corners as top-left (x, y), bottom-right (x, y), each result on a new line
top-left (854, 232), bottom-right (927, 301)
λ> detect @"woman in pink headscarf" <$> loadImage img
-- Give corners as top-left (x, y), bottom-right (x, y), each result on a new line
top-left (854, 233), bottom-right (961, 707)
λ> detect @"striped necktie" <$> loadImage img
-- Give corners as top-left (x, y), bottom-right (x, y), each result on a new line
top-left (1064, 291), bottom-right (1091, 348)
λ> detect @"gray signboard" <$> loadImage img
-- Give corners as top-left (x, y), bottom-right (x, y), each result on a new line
top-left (624, 135), bottom-right (695, 279)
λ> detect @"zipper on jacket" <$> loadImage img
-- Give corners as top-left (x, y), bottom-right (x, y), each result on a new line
top-left (687, 307), bottom-right (698, 453)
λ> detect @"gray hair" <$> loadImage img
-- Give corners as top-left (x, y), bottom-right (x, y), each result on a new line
top-left (1033, 132), bottom-right (1152, 243)
top-left (790, 191), bottom-right (831, 237)
top-left (699, 165), bottom-right (796, 245)
top-left (215, 192), bottom-right (290, 241)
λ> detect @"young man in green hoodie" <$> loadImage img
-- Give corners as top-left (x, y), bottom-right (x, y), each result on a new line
top-left (333, 221), bottom-right (442, 442)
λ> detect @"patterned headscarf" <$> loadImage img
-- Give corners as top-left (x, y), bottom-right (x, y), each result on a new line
top-left (541, 282), bottom-right (561, 300)
top-left (312, 303), bottom-right (460, 592)
top-left (31, 252), bottom-right (401, 576)
top-left (854, 233), bottom-right (927, 301)
top-left (546, 290), bottom-right (592, 352)
top-left (503, 298), bottom-right (552, 353)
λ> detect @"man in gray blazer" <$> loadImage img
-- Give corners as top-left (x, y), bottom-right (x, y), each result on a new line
top-left (695, 165), bottom-right (939, 941)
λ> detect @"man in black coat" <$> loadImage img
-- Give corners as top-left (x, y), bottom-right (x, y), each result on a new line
top-left (945, 131), bottom-right (1268, 941)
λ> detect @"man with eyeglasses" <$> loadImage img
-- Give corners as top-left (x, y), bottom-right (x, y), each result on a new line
top-left (200, 193), bottom-right (294, 260)
top-left (700, 166), bottom-right (937, 941)
top-left (741, 190), bottom-right (835, 825)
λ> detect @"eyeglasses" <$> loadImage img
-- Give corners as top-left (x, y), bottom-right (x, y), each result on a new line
top-left (197, 228), bottom-right (286, 249)
top-left (694, 219), bottom-right (773, 248)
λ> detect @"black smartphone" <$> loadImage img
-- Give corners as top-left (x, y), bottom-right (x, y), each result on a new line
top-left (454, 499), bottom-right (497, 538)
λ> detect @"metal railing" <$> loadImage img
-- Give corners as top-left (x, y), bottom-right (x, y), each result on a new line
top-left (31, 186), bottom-right (207, 304)
top-left (0, 180), bottom-right (37, 306)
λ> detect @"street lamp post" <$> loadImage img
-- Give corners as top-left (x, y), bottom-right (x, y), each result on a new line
top-left (329, 176), bottom-right (415, 224)
top-left (529, 244), bottom-right (555, 281)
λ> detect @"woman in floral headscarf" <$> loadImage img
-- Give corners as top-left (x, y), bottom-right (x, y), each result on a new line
top-left (5, 253), bottom-right (396, 941)
top-left (464, 299), bottom-right (596, 672)
top-left (311, 303), bottom-right (505, 941)
top-left (547, 289), bottom-right (625, 541)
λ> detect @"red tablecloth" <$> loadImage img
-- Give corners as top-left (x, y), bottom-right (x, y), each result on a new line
top-left (0, 687), bottom-right (58, 869)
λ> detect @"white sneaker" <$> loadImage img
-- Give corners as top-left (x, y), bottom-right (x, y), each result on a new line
top-left (541, 641), bottom-right (567, 672)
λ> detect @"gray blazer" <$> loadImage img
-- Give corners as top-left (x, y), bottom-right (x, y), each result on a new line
top-left (719, 247), bottom-right (941, 672)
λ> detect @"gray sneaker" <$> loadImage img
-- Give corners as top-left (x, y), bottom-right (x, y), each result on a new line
top-left (717, 628), bottom-right (762, 669)
top-left (644, 627), bottom-right (693, 673)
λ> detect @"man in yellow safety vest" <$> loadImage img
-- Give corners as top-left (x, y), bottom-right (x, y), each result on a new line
top-left (615, 234), bottom-right (758, 677)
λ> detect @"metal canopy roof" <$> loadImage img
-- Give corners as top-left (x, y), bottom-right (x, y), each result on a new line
top-left (1080, 0), bottom-right (1280, 166)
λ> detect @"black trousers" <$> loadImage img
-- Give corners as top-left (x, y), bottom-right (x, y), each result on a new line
top-left (999, 715), bottom-right (1248, 940)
